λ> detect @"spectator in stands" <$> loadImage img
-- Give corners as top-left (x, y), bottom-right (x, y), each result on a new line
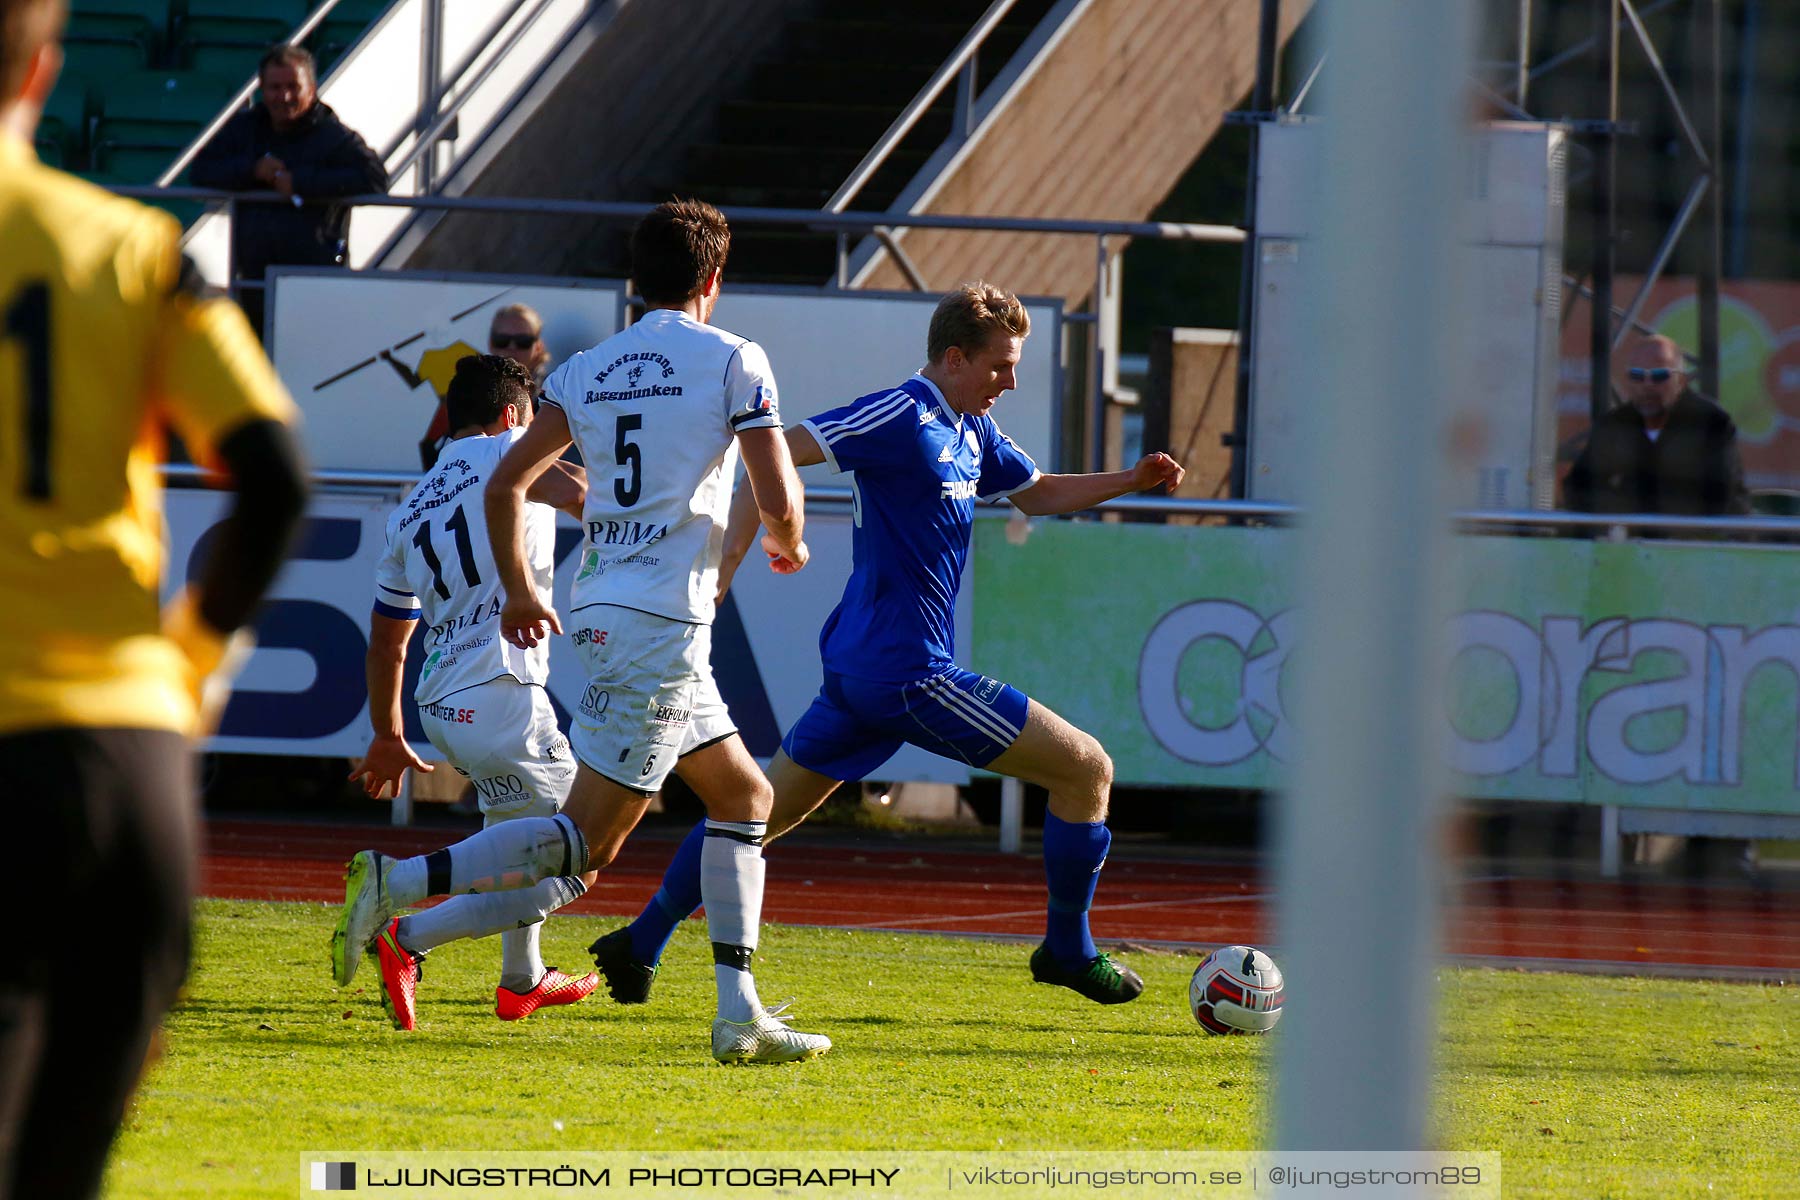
top-left (1562, 334), bottom-right (1751, 522)
top-left (190, 44), bottom-right (385, 338)
top-left (413, 305), bottom-right (554, 469)
top-left (1564, 334), bottom-right (1756, 880)
top-left (488, 302), bottom-right (553, 387)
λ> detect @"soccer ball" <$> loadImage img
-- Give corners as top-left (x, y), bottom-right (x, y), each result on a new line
top-left (1189, 946), bottom-right (1284, 1035)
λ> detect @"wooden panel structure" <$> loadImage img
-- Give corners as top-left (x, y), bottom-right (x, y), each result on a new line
top-left (1143, 327), bottom-right (1237, 521)
top-left (858, 0), bottom-right (1310, 305)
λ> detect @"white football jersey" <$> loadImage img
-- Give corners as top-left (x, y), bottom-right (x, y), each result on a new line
top-left (541, 308), bottom-right (781, 625)
top-left (374, 428), bottom-right (557, 706)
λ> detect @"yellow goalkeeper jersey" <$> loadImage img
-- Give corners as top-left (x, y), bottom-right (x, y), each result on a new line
top-left (0, 133), bottom-right (296, 735)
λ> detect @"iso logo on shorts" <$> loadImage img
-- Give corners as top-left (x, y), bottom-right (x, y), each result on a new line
top-left (579, 686), bottom-right (609, 725)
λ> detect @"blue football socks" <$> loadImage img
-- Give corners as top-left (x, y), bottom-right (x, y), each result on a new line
top-left (625, 820), bottom-right (706, 965)
top-left (1042, 811), bottom-right (1112, 964)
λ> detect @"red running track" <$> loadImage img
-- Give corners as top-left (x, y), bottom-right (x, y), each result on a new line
top-left (201, 820), bottom-right (1800, 980)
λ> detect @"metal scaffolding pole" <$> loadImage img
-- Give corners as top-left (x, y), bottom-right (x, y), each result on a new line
top-left (1589, 0), bottom-right (1620, 422)
top-left (1694, 0), bottom-right (1724, 397)
top-left (1228, 0), bottom-right (1282, 500)
top-left (1516, 0), bottom-right (1533, 110)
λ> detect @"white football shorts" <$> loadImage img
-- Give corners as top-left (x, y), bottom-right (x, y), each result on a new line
top-left (418, 677), bottom-right (575, 823)
top-left (565, 604), bottom-right (736, 793)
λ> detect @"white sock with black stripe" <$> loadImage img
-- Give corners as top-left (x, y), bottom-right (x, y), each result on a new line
top-left (701, 819), bottom-right (766, 1024)
top-left (386, 813), bottom-right (589, 906)
top-left (395, 876), bottom-right (587, 957)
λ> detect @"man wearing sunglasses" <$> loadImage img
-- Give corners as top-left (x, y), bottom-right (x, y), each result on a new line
top-left (1563, 334), bottom-right (1750, 521)
top-left (417, 305), bottom-right (555, 468)
top-left (487, 303), bottom-right (552, 388)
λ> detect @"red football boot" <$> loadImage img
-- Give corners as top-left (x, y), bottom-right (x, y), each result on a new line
top-left (495, 968), bottom-right (600, 1021)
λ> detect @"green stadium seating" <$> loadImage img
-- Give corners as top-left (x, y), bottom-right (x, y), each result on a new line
top-left (183, 42), bottom-right (269, 80)
top-left (40, 80), bottom-right (93, 158)
top-left (92, 142), bottom-right (180, 181)
top-left (65, 0), bottom-right (169, 62)
top-left (33, 122), bottom-right (67, 168)
top-left (92, 70), bottom-right (239, 181)
top-left (184, 0), bottom-right (309, 21)
top-left (71, 0), bottom-right (170, 18)
top-left (60, 35), bottom-right (153, 78)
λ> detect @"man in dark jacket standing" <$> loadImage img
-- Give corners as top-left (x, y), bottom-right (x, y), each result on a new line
top-left (191, 44), bottom-right (385, 338)
top-left (1563, 334), bottom-right (1751, 519)
top-left (1563, 332), bottom-right (1756, 879)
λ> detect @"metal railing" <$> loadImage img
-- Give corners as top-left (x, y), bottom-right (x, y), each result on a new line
top-left (124, 185), bottom-right (1243, 247)
top-left (824, 0), bottom-right (1027, 214)
top-left (117, 185), bottom-right (1243, 443)
top-left (379, 0), bottom-right (560, 189)
top-left (160, 466), bottom-right (1800, 542)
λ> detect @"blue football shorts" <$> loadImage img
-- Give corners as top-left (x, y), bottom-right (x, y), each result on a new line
top-left (781, 665), bottom-right (1032, 781)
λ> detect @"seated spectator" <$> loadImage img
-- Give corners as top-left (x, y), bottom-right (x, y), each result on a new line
top-left (1563, 334), bottom-right (1751, 525)
top-left (191, 45), bottom-right (385, 338)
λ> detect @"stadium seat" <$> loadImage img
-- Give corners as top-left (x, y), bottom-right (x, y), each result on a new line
top-left (183, 41), bottom-right (268, 80)
top-left (70, 0), bottom-right (170, 18)
top-left (40, 81), bottom-right (94, 165)
top-left (92, 142), bottom-right (183, 182)
top-left (60, 34), bottom-right (153, 78)
top-left (92, 70), bottom-right (240, 188)
top-left (183, 0), bottom-right (309, 20)
top-left (65, 0), bottom-right (168, 51)
top-left (95, 70), bottom-right (241, 140)
top-left (33, 123), bottom-right (67, 168)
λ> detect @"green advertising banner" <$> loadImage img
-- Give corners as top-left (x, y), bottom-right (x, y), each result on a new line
top-left (972, 522), bottom-right (1800, 815)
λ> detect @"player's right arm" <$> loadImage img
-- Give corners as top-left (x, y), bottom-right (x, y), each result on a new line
top-left (352, 528), bottom-right (433, 798)
top-left (485, 401), bottom-right (574, 648)
top-left (350, 613), bottom-right (435, 799)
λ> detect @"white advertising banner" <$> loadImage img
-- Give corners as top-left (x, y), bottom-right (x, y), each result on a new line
top-left (269, 272), bottom-right (1064, 480)
top-left (170, 491), bottom-right (968, 784)
top-left (268, 270), bottom-right (623, 474)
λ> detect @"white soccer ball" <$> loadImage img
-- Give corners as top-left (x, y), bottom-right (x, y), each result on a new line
top-left (1190, 945), bottom-right (1284, 1035)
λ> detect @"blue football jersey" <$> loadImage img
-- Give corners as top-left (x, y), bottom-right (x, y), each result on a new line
top-left (801, 374), bottom-right (1040, 681)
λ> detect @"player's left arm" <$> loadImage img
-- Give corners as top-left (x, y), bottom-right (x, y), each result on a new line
top-left (350, 613), bottom-right (435, 800)
top-left (151, 243), bottom-right (309, 733)
top-left (1008, 453), bottom-right (1186, 516)
top-left (717, 425), bottom-right (825, 601)
top-left (486, 402), bottom-right (575, 648)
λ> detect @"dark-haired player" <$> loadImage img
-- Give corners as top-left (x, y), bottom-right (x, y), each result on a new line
top-left (332, 201), bottom-right (829, 1064)
top-left (351, 354), bottom-right (596, 1031)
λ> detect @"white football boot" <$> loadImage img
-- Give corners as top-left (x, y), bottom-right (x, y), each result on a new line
top-left (711, 1003), bottom-right (832, 1065)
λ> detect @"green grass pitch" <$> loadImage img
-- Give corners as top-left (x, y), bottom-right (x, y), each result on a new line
top-left (103, 900), bottom-right (1799, 1199)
